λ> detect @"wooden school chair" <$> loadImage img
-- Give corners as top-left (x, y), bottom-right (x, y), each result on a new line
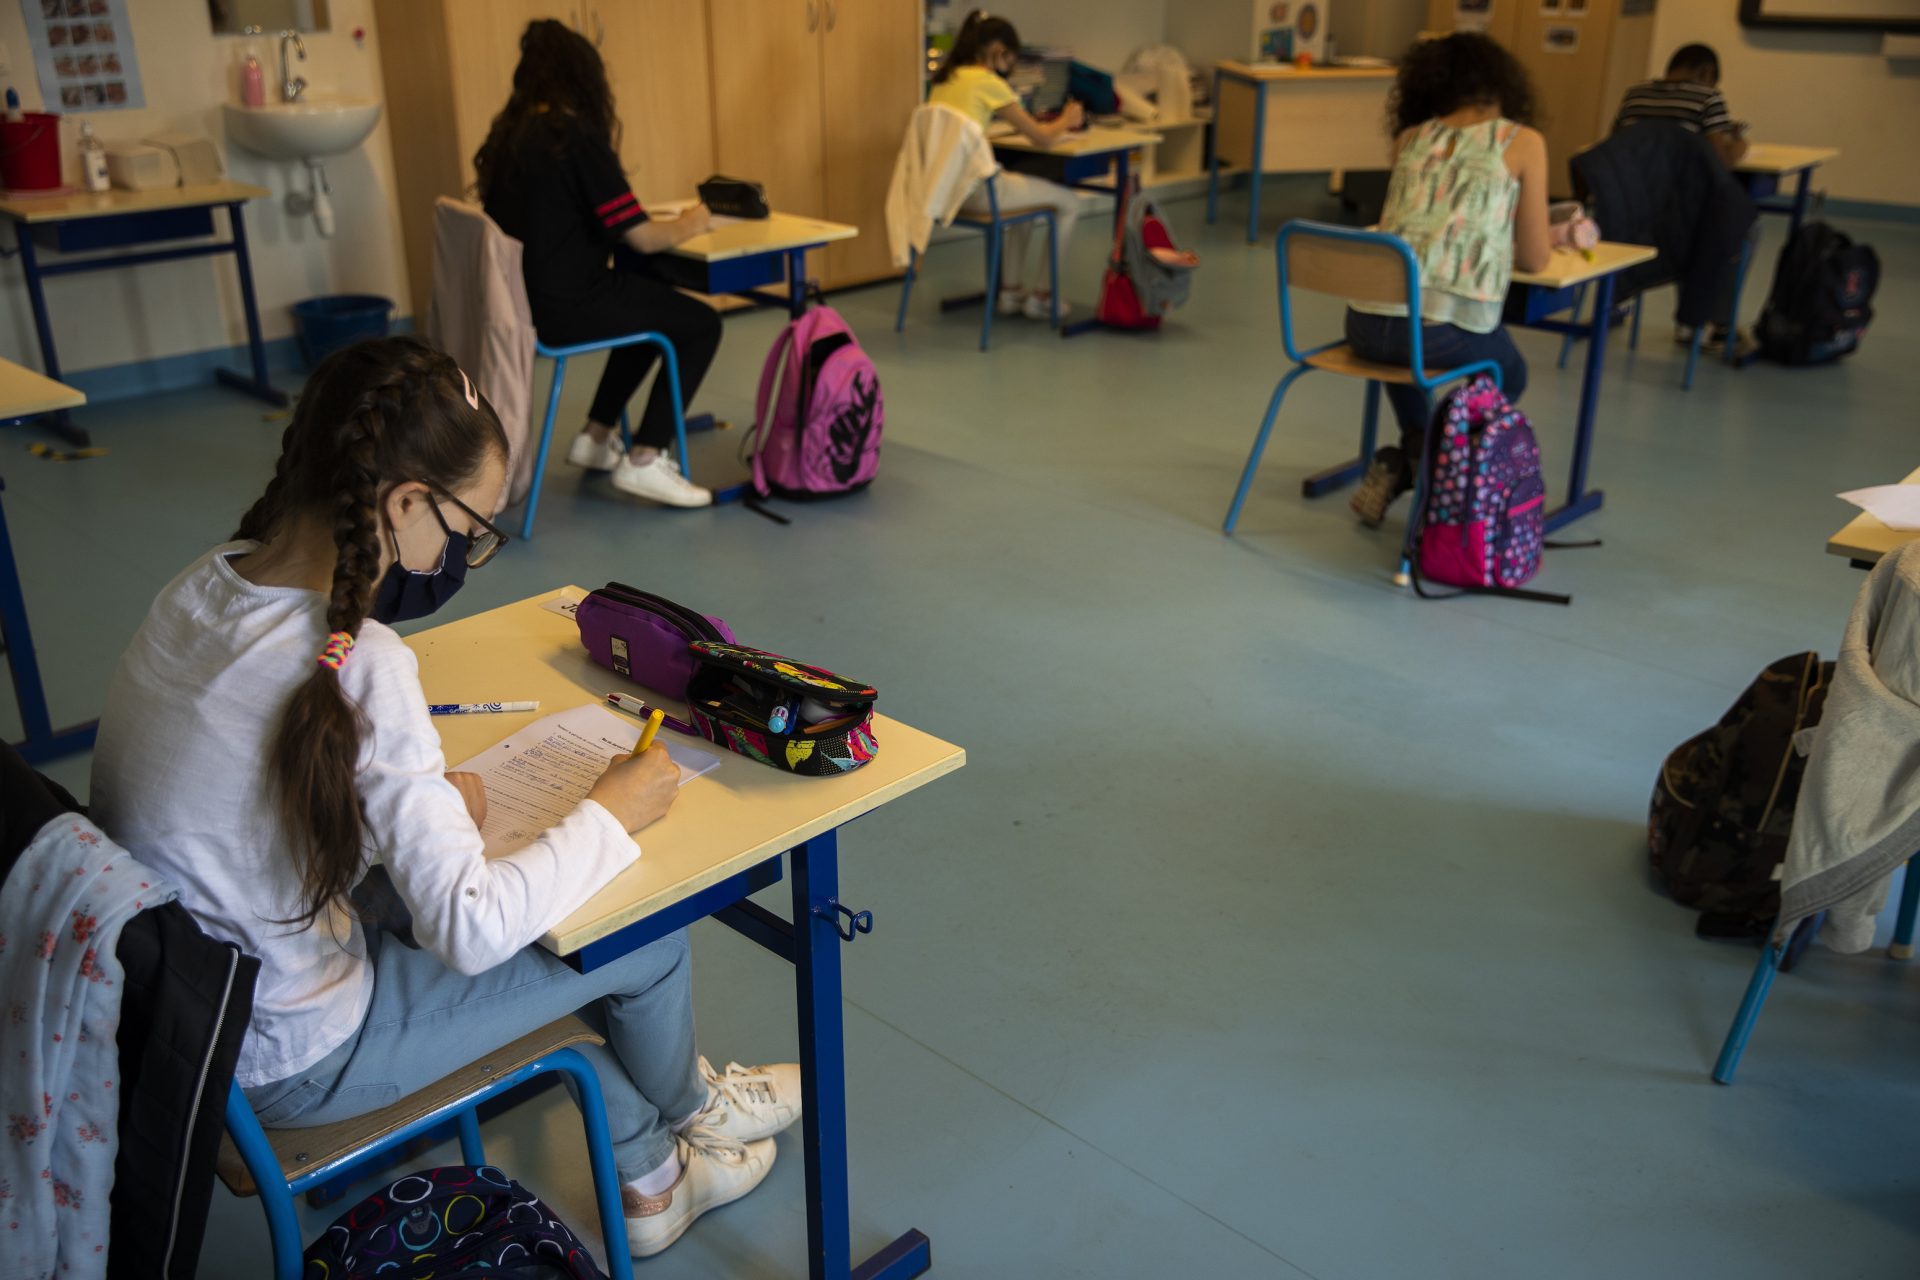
top-left (892, 106), bottom-right (1060, 351)
top-left (1712, 853), bottom-right (1920, 1085)
top-left (219, 1014), bottom-right (637, 1280)
top-left (1222, 220), bottom-right (1505, 580)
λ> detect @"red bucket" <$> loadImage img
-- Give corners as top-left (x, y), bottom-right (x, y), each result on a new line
top-left (0, 113), bottom-right (62, 191)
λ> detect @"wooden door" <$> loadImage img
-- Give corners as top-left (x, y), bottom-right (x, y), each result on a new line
top-left (1509, 0), bottom-right (1621, 196)
top-left (818, 0), bottom-right (920, 286)
top-left (707, 0), bottom-right (826, 218)
top-left (595, 0), bottom-right (715, 205)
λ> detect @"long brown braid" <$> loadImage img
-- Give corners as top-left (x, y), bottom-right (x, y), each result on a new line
top-left (238, 337), bottom-right (507, 926)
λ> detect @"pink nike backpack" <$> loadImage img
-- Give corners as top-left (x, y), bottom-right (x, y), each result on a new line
top-left (745, 306), bottom-right (883, 503)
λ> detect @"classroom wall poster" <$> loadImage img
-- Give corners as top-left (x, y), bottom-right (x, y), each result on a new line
top-left (19, 0), bottom-right (146, 113)
top-left (1455, 0), bottom-right (1492, 32)
top-left (1542, 23), bottom-right (1581, 51)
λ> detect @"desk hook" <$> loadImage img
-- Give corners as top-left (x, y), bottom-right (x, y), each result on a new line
top-left (815, 899), bottom-right (873, 944)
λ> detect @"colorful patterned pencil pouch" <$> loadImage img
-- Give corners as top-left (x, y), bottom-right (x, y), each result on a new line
top-left (686, 641), bottom-right (878, 775)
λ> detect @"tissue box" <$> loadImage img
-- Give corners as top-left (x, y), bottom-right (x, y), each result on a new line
top-left (143, 133), bottom-right (225, 186)
top-left (106, 144), bottom-right (175, 191)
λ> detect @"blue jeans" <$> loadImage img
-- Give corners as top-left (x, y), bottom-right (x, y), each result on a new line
top-left (1344, 309), bottom-right (1528, 466)
top-left (243, 925), bottom-right (705, 1182)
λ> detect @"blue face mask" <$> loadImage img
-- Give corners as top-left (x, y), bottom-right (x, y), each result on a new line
top-left (368, 532), bottom-right (470, 625)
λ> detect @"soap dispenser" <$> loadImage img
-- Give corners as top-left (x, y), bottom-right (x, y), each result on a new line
top-left (241, 41), bottom-right (266, 107)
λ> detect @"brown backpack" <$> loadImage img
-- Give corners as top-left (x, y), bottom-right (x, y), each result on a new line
top-left (1648, 652), bottom-right (1833, 939)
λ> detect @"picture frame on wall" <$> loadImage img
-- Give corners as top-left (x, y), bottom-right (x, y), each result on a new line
top-left (1738, 0), bottom-right (1920, 34)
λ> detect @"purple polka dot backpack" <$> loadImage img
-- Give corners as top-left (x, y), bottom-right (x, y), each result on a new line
top-left (1413, 375), bottom-right (1578, 605)
top-left (300, 1165), bottom-right (610, 1279)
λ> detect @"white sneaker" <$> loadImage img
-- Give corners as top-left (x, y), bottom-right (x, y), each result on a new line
top-left (996, 288), bottom-right (1029, 316)
top-left (610, 452), bottom-right (713, 508)
top-left (566, 430), bottom-right (624, 471)
top-left (624, 1129), bottom-right (776, 1259)
top-left (1023, 292), bottom-right (1068, 322)
top-left (689, 1056), bottom-right (802, 1142)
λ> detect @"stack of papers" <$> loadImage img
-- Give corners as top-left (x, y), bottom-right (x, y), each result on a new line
top-left (1839, 485), bottom-right (1920, 531)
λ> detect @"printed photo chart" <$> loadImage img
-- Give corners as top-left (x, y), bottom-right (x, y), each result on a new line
top-left (20, 0), bottom-right (145, 112)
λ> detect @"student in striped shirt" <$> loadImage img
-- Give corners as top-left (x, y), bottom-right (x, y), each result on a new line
top-left (1613, 43), bottom-right (1748, 168)
top-left (478, 20), bottom-right (721, 508)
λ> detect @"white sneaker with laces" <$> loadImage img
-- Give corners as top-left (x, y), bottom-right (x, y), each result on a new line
top-left (566, 430), bottom-right (624, 471)
top-left (610, 451), bottom-right (713, 508)
top-left (996, 288), bottom-right (1029, 316)
top-left (688, 1056), bottom-right (802, 1142)
top-left (1023, 292), bottom-right (1067, 322)
top-left (624, 1129), bottom-right (776, 1259)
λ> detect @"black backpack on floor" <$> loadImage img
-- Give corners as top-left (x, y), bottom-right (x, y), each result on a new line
top-left (1757, 221), bottom-right (1878, 366)
top-left (1647, 653), bottom-right (1833, 939)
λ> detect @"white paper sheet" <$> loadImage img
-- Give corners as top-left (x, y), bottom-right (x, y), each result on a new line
top-left (452, 703), bottom-right (719, 856)
top-left (1839, 484), bottom-right (1920, 532)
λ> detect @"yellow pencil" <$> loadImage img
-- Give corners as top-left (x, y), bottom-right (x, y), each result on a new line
top-left (630, 707), bottom-right (666, 759)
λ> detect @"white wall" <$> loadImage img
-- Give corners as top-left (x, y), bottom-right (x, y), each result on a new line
top-left (1648, 4), bottom-right (1920, 206)
top-left (975, 0), bottom-right (1170, 72)
top-left (0, 0), bottom-right (411, 376)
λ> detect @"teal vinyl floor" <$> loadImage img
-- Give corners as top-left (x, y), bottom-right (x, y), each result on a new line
top-left (8, 179), bottom-right (1917, 1278)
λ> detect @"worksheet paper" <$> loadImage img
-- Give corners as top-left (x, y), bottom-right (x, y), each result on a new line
top-left (453, 703), bottom-right (719, 857)
top-left (1839, 484), bottom-right (1920, 532)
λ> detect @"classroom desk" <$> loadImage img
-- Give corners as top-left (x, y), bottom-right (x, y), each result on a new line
top-left (410, 588), bottom-right (966, 1280)
top-left (0, 361), bottom-right (94, 763)
top-left (650, 211), bottom-right (859, 319)
top-left (1510, 242), bottom-right (1659, 531)
top-left (0, 180), bottom-right (284, 447)
top-left (1206, 62), bottom-right (1397, 244)
top-left (1828, 466), bottom-right (1919, 569)
top-left (988, 126), bottom-right (1162, 337)
top-left (1735, 144), bottom-right (1840, 240)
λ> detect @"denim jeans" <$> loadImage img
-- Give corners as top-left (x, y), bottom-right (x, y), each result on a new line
top-left (243, 925), bottom-right (705, 1182)
top-left (1344, 309), bottom-right (1528, 465)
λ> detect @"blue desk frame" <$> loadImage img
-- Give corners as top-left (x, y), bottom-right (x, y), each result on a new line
top-left (2, 196), bottom-right (287, 447)
top-left (987, 138), bottom-right (1138, 338)
top-left (0, 474), bottom-right (94, 762)
top-left (648, 241), bottom-right (824, 322)
top-left (568, 827), bottom-right (927, 1280)
top-left (1509, 270), bottom-right (1623, 531)
top-left (1205, 65), bottom-right (1269, 246)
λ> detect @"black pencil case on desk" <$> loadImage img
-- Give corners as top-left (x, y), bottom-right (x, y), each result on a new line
top-left (697, 174), bottom-right (770, 219)
top-left (686, 641), bottom-right (879, 775)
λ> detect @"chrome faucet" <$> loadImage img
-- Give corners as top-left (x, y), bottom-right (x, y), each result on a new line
top-left (279, 30), bottom-right (307, 102)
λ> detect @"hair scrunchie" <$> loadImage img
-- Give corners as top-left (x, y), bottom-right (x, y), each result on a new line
top-left (317, 630), bottom-right (356, 671)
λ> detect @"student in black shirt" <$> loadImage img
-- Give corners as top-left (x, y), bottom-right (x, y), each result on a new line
top-left (476, 20), bottom-right (721, 508)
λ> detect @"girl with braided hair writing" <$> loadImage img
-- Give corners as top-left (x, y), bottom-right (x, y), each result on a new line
top-left (92, 337), bottom-right (797, 1258)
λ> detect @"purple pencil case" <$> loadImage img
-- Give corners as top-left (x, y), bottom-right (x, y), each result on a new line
top-left (576, 582), bottom-right (736, 702)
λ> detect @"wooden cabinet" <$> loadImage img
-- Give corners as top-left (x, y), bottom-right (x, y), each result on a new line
top-left (1423, 0), bottom-right (1655, 197)
top-left (709, 0), bottom-right (920, 289)
top-left (374, 0), bottom-right (916, 314)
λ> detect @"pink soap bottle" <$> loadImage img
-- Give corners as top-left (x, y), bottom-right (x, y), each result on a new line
top-left (241, 47), bottom-right (266, 107)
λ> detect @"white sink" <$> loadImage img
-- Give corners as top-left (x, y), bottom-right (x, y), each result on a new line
top-left (224, 96), bottom-right (382, 160)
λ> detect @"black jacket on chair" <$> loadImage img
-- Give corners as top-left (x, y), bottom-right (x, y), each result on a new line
top-left (0, 743), bottom-right (259, 1280)
top-left (1571, 123), bottom-right (1757, 327)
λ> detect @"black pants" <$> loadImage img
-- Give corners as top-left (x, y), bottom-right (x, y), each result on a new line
top-left (531, 253), bottom-right (723, 450)
top-left (1, 744), bottom-right (80, 867)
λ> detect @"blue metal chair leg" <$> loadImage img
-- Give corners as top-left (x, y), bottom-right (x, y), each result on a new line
top-left (1890, 852), bottom-right (1920, 961)
top-left (1302, 379), bottom-right (1383, 498)
top-left (1722, 234), bottom-right (1756, 367)
top-left (616, 408), bottom-right (632, 453)
top-left (1629, 293), bottom-right (1643, 350)
top-left (1045, 212), bottom-right (1061, 330)
top-left (1224, 365), bottom-right (1311, 534)
top-left (895, 248), bottom-right (915, 333)
top-left (1682, 326), bottom-right (1705, 391)
top-left (981, 224), bottom-right (1002, 352)
top-left (1359, 379), bottom-right (1380, 463)
top-left (1713, 940), bottom-right (1784, 1084)
top-left (1557, 283), bottom-right (1586, 370)
top-left (554, 1051), bottom-right (636, 1280)
top-left (455, 1108), bottom-right (486, 1166)
top-left (521, 355), bottom-right (569, 540)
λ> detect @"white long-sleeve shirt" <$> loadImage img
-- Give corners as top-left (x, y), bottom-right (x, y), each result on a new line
top-left (91, 545), bottom-right (638, 1087)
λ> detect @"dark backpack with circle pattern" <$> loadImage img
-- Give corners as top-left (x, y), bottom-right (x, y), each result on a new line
top-left (301, 1165), bottom-right (609, 1280)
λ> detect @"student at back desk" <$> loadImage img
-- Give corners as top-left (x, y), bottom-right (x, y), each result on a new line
top-left (928, 10), bottom-right (1086, 321)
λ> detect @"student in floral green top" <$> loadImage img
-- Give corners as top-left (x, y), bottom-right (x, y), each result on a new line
top-left (1344, 33), bottom-right (1552, 527)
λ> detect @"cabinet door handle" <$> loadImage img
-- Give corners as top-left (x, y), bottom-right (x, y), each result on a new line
top-left (825, 0), bottom-right (837, 31)
top-left (806, 0), bottom-right (818, 32)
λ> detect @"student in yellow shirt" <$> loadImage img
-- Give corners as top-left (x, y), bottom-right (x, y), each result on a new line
top-left (928, 10), bottom-right (1086, 320)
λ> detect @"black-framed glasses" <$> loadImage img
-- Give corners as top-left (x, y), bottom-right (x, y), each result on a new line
top-left (425, 482), bottom-right (510, 568)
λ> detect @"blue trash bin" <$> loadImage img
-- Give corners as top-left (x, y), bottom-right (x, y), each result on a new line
top-left (291, 295), bottom-right (395, 369)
